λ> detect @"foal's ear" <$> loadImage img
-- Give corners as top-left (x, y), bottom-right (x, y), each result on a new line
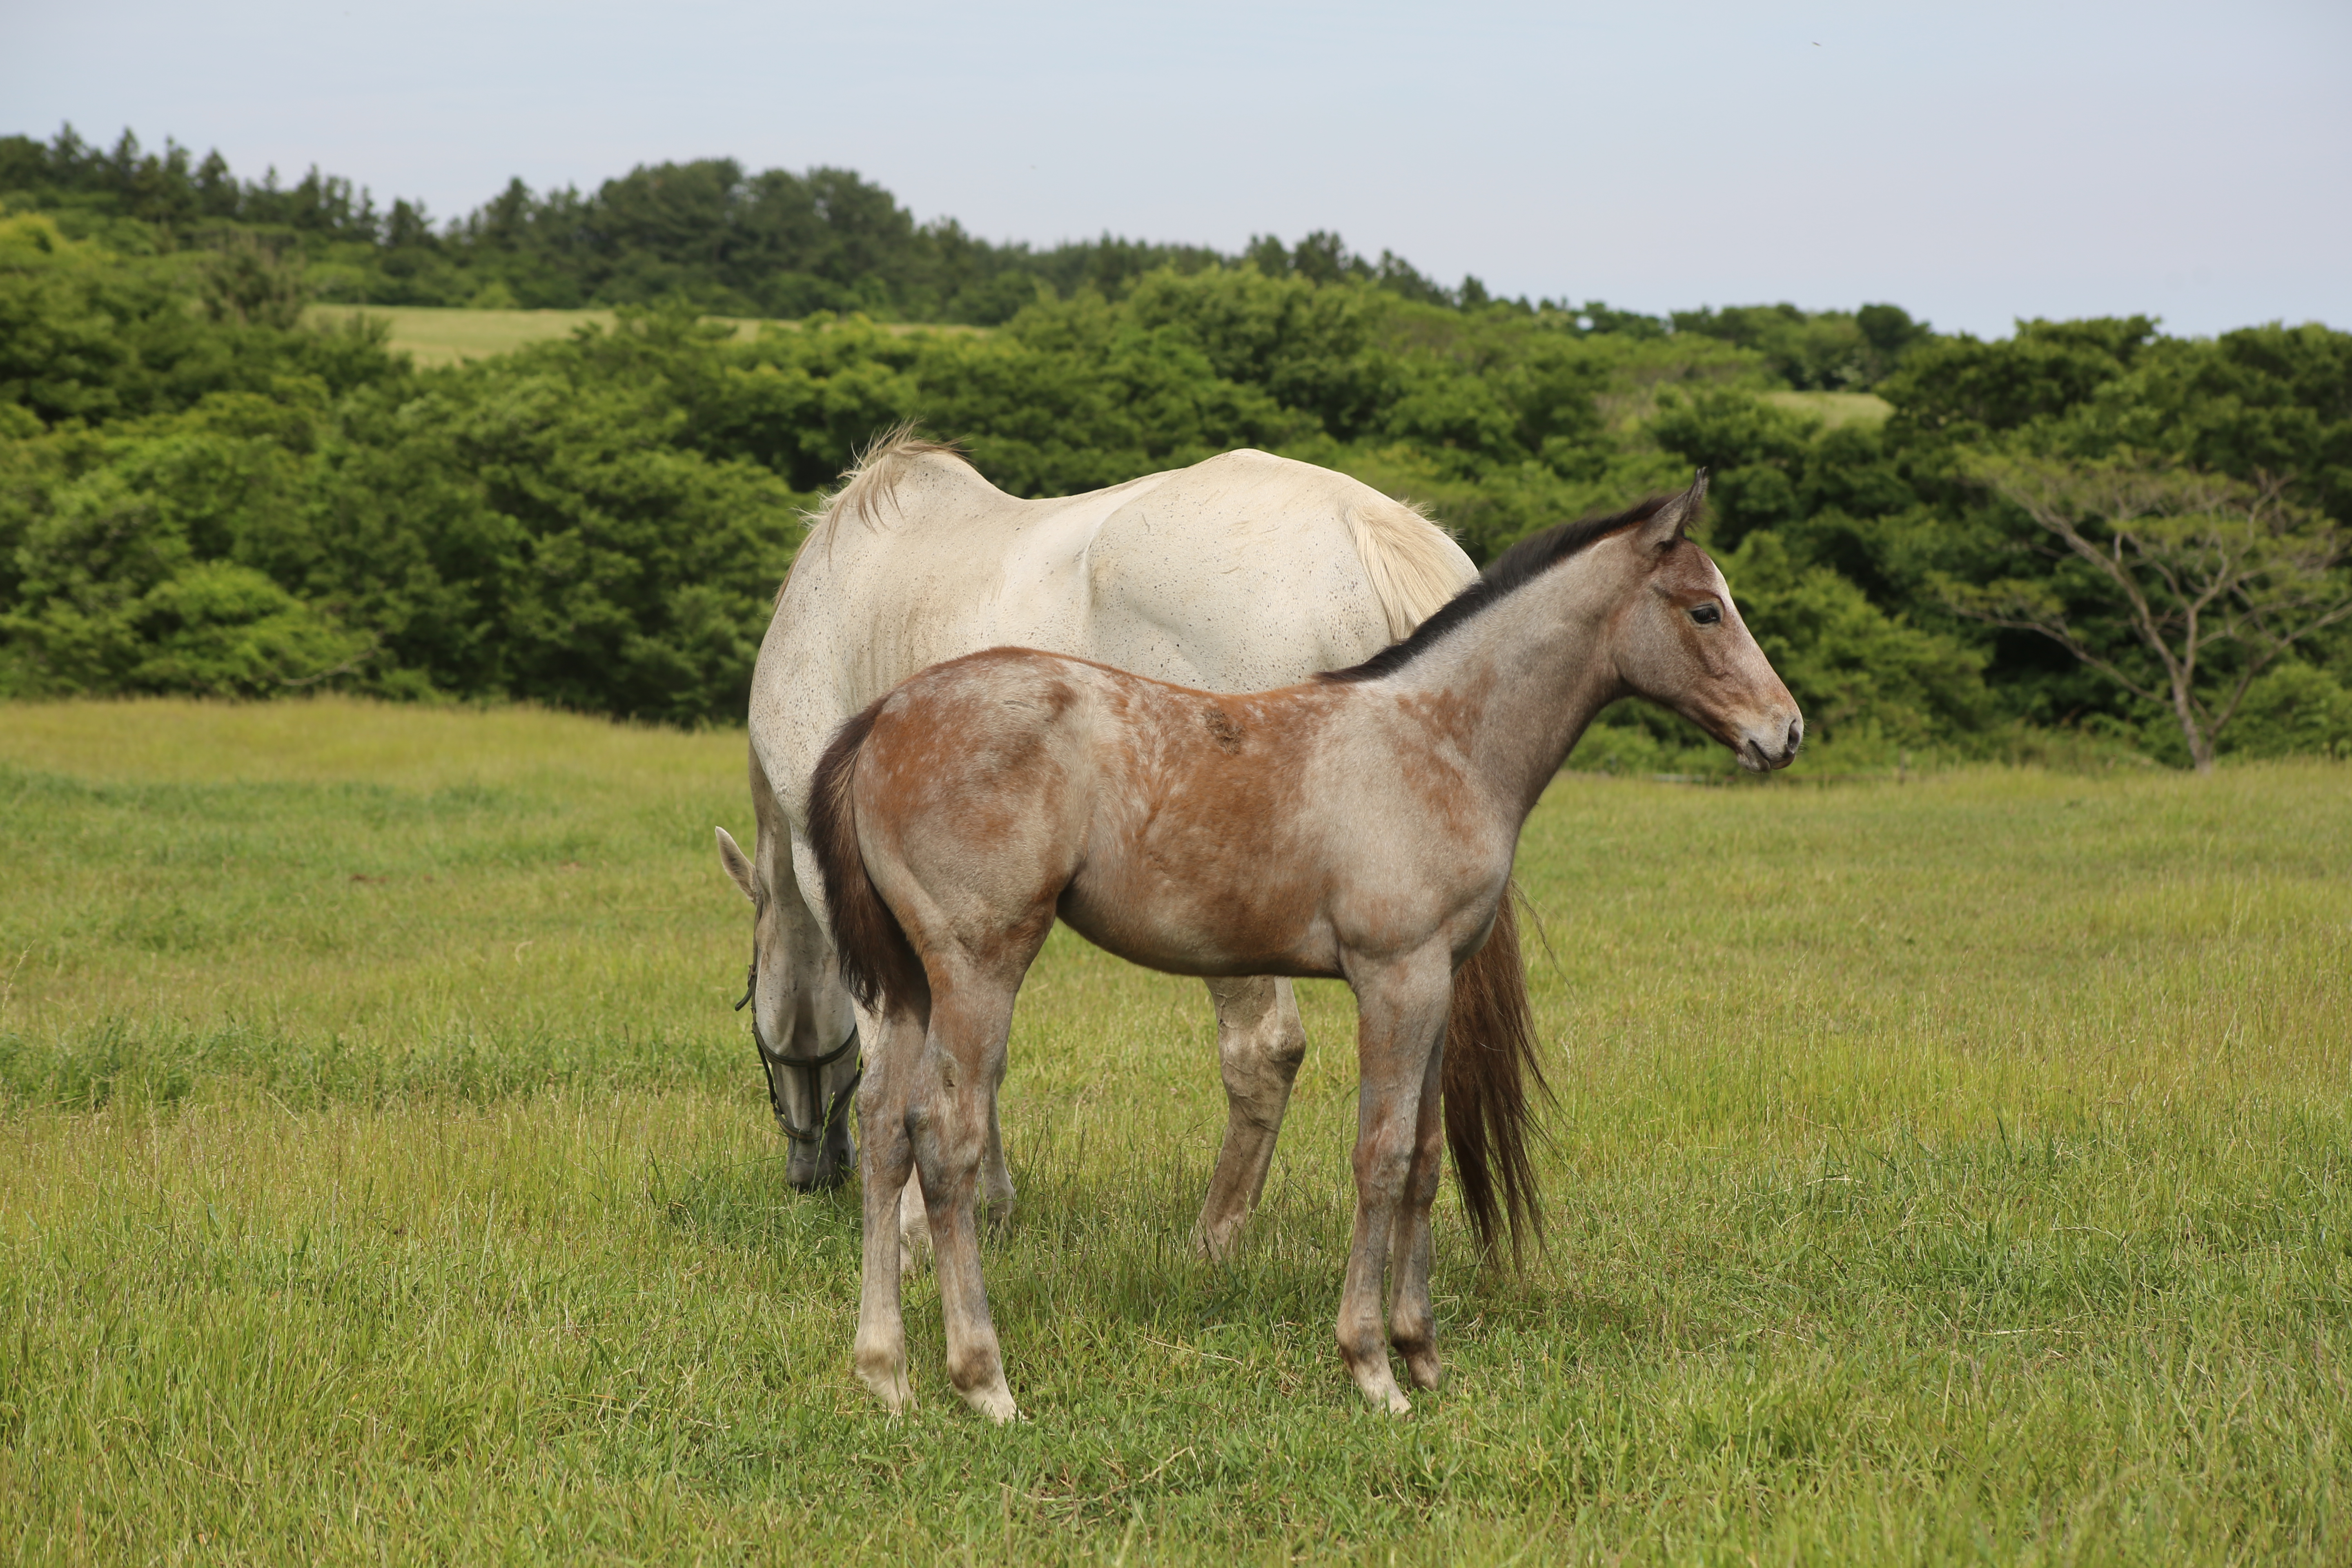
top-left (1636, 468), bottom-right (1709, 552)
top-left (715, 826), bottom-right (757, 902)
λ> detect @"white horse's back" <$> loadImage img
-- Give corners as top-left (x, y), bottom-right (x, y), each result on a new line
top-left (1082, 449), bottom-right (1474, 690)
top-left (752, 442), bottom-right (1474, 824)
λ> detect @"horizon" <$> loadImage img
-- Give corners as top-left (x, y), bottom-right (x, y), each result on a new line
top-left (4, 0), bottom-right (2346, 339)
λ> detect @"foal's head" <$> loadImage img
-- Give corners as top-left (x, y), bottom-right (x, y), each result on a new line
top-left (1608, 474), bottom-right (1803, 771)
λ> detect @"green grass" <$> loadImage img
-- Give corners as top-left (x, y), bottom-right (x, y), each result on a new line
top-left (1761, 390), bottom-right (1892, 428)
top-left (301, 306), bottom-right (984, 367)
top-left (3, 697), bottom-right (2349, 1564)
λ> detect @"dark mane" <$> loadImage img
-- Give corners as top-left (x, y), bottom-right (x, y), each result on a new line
top-left (1320, 490), bottom-right (1683, 684)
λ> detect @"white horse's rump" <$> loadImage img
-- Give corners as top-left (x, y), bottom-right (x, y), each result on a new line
top-left (719, 435), bottom-right (1482, 1246)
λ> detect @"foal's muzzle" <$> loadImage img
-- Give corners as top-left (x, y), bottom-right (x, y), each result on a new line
top-left (1740, 715), bottom-right (1804, 772)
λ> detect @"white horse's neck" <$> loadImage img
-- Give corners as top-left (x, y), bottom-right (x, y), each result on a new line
top-left (1374, 539), bottom-right (1636, 822)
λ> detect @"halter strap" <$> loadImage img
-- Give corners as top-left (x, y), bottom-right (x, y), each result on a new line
top-left (740, 961), bottom-right (862, 1149)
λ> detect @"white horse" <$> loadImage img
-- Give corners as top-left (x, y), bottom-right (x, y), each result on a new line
top-left (716, 434), bottom-right (1547, 1258)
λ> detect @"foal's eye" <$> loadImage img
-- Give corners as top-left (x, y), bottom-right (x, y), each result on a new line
top-left (1689, 603), bottom-right (1722, 626)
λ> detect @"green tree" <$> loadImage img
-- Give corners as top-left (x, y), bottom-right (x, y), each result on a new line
top-left (200, 233), bottom-right (310, 328)
top-left (362, 352), bottom-right (806, 722)
top-left (2225, 662), bottom-right (2352, 760)
top-left (0, 443), bottom-right (368, 697)
top-left (1950, 455), bottom-right (2352, 771)
top-left (1668, 302), bottom-right (1929, 390)
top-left (1722, 530), bottom-right (1988, 752)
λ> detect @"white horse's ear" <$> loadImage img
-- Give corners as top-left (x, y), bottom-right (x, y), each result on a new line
top-left (1637, 468), bottom-right (1709, 552)
top-left (715, 826), bottom-right (757, 902)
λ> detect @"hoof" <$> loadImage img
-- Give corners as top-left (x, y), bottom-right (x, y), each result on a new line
top-left (1191, 1216), bottom-right (1244, 1263)
top-left (855, 1352), bottom-right (913, 1414)
top-left (1402, 1347), bottom-right (1443, 1391)
top-left (961, 1379), bottom-right (1020, 1424)
top-left (1344, 1354), bottom-right (1411, 1416)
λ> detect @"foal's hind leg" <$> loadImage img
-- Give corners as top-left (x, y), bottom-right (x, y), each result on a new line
top-left (897, 1087), bottom-right (1015, 1264)
top-left (911, 965), bottom-right (1025, 1423)
top-left (982, 1098), bottom-right (1016, 1223)
top-left (854, 1003), bottom-right (928, 1413)
top-left (1194, 976), bottom-right (1309, 1260)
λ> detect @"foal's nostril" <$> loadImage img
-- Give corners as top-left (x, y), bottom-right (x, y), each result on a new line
top-left (1786, 719), bottom-right (1803, 758)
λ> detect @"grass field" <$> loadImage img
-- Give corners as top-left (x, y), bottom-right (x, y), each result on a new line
top-left (2, 698), bottom-right (2348, 1564)
top-left (301, 306), bottom-right (983, 367)
top-left (1761, 391), bottom-right (1891, 428)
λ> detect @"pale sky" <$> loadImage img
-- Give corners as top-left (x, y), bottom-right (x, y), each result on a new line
top-left (5, 0), bottom-right (2346, 338)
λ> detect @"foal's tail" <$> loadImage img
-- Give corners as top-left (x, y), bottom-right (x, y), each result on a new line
top-left (807, 698), bottom-right (925, 1016)
top-left (1444, 893), bottom-right (1550, 1263)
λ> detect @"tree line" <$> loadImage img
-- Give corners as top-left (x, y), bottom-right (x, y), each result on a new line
top-left (8, 120), bottom-right (1922, 374)
top-left (2, 127), bottom-right (2347, 766)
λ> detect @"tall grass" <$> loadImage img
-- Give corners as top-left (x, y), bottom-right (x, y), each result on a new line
top-left (2, 698), bottom-right (2347, 1563)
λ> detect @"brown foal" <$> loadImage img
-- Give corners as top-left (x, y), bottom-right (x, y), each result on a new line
top-left (812, 472), bottom-right (1802, 1420)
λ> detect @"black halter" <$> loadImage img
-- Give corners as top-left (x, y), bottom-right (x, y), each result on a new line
top-left (737, 961), bottom-right (862, 1149)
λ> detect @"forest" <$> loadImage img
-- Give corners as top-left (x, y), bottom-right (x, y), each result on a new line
top-left (3, 124), bottom-right (2348, 767)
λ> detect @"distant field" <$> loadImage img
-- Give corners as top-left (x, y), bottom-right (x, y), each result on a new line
top-left (3, 698), bottom-right (2348, 1562)
top-left (1764, 389), bottom-right (1893, 427)
top-left (302, 312), bottom-right (1900, 434)
top-left (303, 305), bottom-right (983, 366)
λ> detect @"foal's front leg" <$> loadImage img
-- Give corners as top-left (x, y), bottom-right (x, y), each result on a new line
top-left (1336, 949), bottom-right (1452, 1414)
top-left (1386, 1031), bottom-right (1450, 1392)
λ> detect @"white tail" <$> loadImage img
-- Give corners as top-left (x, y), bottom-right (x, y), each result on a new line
top-left (1344, 497), bottom-right (1473, 639)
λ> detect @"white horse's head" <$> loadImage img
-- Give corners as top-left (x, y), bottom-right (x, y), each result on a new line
top-left (716, 821), bottom-right (858, 1189)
